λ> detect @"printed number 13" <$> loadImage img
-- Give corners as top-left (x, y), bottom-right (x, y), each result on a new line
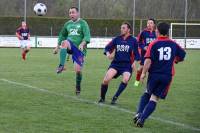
top-left (158, 47), bottom-right (171, 60)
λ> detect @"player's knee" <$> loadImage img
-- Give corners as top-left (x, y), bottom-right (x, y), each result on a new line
top-left (75, 69), bottom-right (81, 74)
top-left (76, 71), bottom-right (81, 75)
top-left (103, 77), bottom-right (110, 85)
top-left (122, 76), bottom-right (130, 83)
top-left (102, 80), bottom-right (109, 85)
top-left (150, 94), bottom-right (159, 102)
top-left (61, 40), bottom-right (69, 48)
top-left (122, 78), bottom-right (129, 84)
top-left (75, 65), bottom-right (82, 73)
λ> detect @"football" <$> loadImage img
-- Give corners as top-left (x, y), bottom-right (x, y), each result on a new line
top-left (33, 3), bottom-right (47, 16)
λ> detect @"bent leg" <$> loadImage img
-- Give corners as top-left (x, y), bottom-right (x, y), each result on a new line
top-left (136, 94), bottom-right (158, 127)
top-left (57, 40), bottom-right (71, 73)
top-left (99, 68), bottom-right (117, 102)
top-left (59, 40), bottom-right (71, 66)
top-left (111, 72), bottom-right (131, 104)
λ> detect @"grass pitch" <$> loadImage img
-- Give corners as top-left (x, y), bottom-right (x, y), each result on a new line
top-left (0, 48), bottom-right (199, 133)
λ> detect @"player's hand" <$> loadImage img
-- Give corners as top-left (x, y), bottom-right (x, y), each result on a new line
top-left (79, 44), bottom-right (84, 51)
top-left (140, 73), bottom-right (146, 84)
top-left (132, 62), bottom-right (137, 73)
top-left (106, 49), bottom-right (115, 60)
top-left (106, 52), bottom-right (113, 60)
top-left (144, 46), bottom-right (148, 51)
top-left (53, 47), bottom-right (59, 54)
top-left (79, 41), bottom-right (86, 51)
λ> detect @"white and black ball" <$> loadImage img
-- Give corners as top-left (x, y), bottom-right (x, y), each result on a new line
top-left (33, 3), bottom-right (47, 16)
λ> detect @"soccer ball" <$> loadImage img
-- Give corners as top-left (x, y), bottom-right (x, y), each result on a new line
top-left (33, 3), bottom-right (47, 16)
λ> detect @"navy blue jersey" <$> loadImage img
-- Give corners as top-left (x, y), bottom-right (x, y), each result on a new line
top-left (105, 35), bottom-right (140, 65)
top-left (16, 27), bottom-right (30, 40)
top-left (138, 29), bottom-right (156, 50)
top-left (145, 36), bottom-right (186, 76)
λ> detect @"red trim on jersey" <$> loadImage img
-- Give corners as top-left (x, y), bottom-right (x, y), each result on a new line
top-left (143, 28), bottom-right (155, 35)
top-left (130, 51), bottom-right (135, 64)
top-left (122, 34), bottom-right (131, 40)
top-left (157, 36), bottom-right (168, 40)
top-left (172, 62), bottom-right (175, 76)
top-left (144, 28), bottom-right (151, 32)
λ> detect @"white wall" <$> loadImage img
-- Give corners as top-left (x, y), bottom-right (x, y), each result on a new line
top-left (0, 36), bottom-right (200, 49)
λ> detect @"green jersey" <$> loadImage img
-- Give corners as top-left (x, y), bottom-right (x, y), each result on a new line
top-left (58, 18), bottom-right (91, 55)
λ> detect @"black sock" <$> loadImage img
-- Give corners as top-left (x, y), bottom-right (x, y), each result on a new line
top-left (114, 82), bottom-right (127, 98)
top-left (137, 93), bottom-right (151, 114)
top-left (76, 72), bottom-right (82, 91)
top-left (100, 84), bottom-right (108, 100)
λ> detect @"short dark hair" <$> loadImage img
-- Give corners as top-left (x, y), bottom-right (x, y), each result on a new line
top-left (148, 18), bottom-right (156, 24)
top-left (122, 22), bottom-right (132, 32)
top-left (157, 22), bottom-right (170, 35)
top-left (69, 7), bottom-right (79, 12)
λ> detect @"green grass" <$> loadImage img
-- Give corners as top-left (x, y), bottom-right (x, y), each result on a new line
top-left (0, 48), bottom-right (199, 133)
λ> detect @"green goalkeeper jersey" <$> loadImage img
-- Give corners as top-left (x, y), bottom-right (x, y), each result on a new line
top-left (58, 18), bottom-right (91, 55)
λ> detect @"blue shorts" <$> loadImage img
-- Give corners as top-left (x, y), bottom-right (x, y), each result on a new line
top-left (109, 63), bottom-right (132, 78)
top-left (146, 73), bottom-right (172, 99)
top-left (68, 40), bottom-right (84, 67)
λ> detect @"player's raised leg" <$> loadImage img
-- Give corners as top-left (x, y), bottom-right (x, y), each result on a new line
top-left (98, 68), bottom-right (117, 103)
top-left (111, 72), bottom-right (131, 105)
top-left (56, 40), bottom-right (71, 73)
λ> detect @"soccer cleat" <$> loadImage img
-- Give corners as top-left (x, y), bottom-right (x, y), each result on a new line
top-left (136, 118), bottom-right (145, 128)
top-left (134, 80), bottom-right (140, 87)
top-left (133, 113), bottom-right (141, 124)
top-left (76, 91), bottom-right (80, 96)
top-left (56, 64), bottom-right (65, 74)
top-left (98, 98), bottom-right (105, 103)
top-left (111, 96), bottom-right (118, 105)
top-left (75, 86), bottom-right (81, 96)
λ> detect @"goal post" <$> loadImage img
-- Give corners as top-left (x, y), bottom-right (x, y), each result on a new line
top-left (170, 23), bottom-right (200, 49)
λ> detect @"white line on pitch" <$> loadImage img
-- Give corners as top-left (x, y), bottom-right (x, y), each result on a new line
top-left (0, 78), bottom-right (199, 132)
